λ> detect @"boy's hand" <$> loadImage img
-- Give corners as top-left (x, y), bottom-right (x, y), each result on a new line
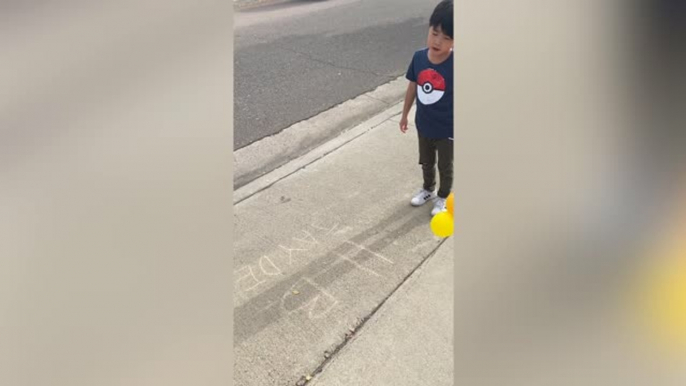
top-left (399, 116), bottom-right (409, 133)
top-left (400, 81), bottom-right (415, 134)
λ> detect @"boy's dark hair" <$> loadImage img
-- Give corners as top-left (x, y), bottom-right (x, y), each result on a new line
top-left (430, 0), bottom-right (453, 39)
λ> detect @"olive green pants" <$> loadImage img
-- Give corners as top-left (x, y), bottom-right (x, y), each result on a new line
top-left (418, 133), bottom-right (453, 199)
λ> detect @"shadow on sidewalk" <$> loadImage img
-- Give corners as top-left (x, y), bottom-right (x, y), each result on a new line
top-left (235, 201), bottom-right (432, 346)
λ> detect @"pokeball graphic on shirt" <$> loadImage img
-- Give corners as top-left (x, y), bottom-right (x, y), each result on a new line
top-left (416, 69), bottom-right (446, 105)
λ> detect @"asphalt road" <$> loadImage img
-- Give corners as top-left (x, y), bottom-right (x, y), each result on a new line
top-left (233, 0), bottom-right (439, 150)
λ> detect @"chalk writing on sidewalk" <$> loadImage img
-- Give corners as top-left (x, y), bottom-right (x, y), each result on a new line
top-left (259, 255), bottom-right (282, 276)
top-left (277, 245), bottom-right (307, 266)
top-left (292, 230), bottom-right (319, 247)
top-left (234, 216), bottom-right (394, 319)
top-left (344, 241), bottom-right (395, 265)
top-left (334, 252), bottom-right (381, 277)
top-left (234, 219), bottom-right (340, 302)
top-left (235, 266), bottom-right (265, 293)
top-left (281, 277), bottom-right (339, 320)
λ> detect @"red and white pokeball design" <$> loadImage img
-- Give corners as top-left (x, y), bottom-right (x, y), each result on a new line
top-left (416, 69), bottom-right (446, 105)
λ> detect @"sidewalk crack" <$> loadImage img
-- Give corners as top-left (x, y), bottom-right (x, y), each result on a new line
top-left (295, 238), bottom-right (449, 385)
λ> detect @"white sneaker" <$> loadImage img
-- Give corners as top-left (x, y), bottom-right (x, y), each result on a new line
top-left (410, 189), bottom-right (436, 206)
top-left (431, 197), bottom-right (447, 216)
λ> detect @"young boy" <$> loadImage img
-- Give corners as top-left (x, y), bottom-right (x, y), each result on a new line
top-left (400, 0), bottom-right (453, 216)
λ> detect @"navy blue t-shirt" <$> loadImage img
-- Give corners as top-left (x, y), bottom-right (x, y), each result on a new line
top-left (405, 48), bottom-right (453, 139)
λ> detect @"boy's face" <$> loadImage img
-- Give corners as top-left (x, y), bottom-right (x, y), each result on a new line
top-left (427, 26), bottom-right (453, 57)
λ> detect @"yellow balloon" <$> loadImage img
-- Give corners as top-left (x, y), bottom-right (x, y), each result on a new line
top-left (431, 211), bottom-right (454, 238)
top-left (637, 244), bottom-right (686, 350)
top-left (446, 193), bottom-right (454, 216)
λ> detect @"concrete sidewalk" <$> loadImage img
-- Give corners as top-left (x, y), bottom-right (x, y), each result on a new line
top-left (309, 239), bottom-right (453, 386)
top-left (233, 101), bottom-right (453, 386)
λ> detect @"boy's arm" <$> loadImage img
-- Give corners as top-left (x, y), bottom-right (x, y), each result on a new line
top-left (399, 81), bottom-right (416, 133)
top-left (402, 81), bottom-right (416, 118)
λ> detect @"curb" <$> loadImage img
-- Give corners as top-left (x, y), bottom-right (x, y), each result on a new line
top-left (233, 0), bottom-right (283, 10)
top-left (234, 76), bottom-right (407, 190)
top-left (234, 100), bottom-right (404, 205)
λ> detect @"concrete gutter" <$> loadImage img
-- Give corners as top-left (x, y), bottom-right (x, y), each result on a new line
top-left (234, 101), bottom-right (405, 204)
top-left (234, 0), bottom-right (297, 11)
top-left (233, 75), bottom-right (407, 190)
